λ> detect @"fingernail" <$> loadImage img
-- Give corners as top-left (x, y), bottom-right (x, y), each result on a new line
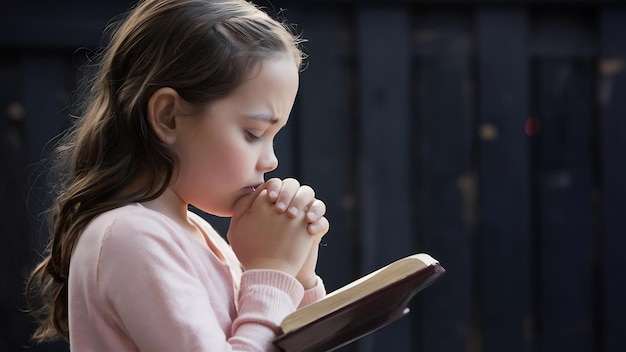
top-left (309, 224), bottom-right (319, 233)
top-left (277, 202), bottom-right (286, 211)
top-left (288, 206), bottom-right (298, 216)
top-left (269, 191), bottom-right (278, 199)
top-left (307, 212), bottom-right (316, 221)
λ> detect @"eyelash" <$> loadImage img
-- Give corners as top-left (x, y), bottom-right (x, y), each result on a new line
top-left (245, 130), bottom-right (261, 142)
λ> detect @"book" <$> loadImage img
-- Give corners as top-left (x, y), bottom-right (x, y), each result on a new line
top-left (273, 253), bottom-right (445, 352)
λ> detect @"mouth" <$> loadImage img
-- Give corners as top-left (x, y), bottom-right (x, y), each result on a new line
top-left (245, 183), bottom-right (263, 193)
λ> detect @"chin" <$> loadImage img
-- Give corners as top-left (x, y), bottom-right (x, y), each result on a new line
top-left (190, 203), bottom-right (234, 218)
top-left (211, 210), bottom-right (234, 218)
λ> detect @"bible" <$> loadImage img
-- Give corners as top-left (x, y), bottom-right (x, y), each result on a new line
top-left (273, 253), bottom-right (445, 352)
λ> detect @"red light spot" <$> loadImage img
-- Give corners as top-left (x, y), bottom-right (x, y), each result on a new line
top-left (525, 117), bottom-right (540, 136)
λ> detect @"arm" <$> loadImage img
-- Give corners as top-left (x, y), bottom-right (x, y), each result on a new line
top-left (299, 276), bottom-right (326, 308)
top-left (98, 218), bottom-right (301, 351)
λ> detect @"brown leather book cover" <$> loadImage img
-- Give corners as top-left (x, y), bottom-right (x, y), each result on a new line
top-left (274, 255), bottom-right (445, 352)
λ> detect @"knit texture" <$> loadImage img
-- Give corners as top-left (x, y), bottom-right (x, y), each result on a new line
top-left (68, 203), bottom-right (325, 351)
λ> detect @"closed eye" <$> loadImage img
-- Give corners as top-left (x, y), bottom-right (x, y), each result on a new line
top-left (244, 130), bottom-right (261, 142)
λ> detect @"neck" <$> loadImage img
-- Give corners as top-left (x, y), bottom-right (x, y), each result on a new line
top-left (142, 188), bottom-right (194, 231)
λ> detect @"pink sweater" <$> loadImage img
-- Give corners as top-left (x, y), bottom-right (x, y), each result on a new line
top-left (68, 203), bottom-right (325, 351)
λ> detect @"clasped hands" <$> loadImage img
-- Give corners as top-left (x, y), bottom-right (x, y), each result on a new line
top-left (227, 178), bottom-right (329, 289)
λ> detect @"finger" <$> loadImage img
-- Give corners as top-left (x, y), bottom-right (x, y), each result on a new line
top-left (275, 178), bottom-right (300, 213)
top-left (286, 185), bottom-right (315, 218)
top-left (307, 216), bottom-right (329, 236)
top-left (263, 178), bottom-right (283, 202)
top-left (232, 186), bottom-right (267, 217)
top-left (305, 199), bottom-right (326, 223)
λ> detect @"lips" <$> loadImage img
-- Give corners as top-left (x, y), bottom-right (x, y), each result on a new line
top-left (243, 183), bottom-right (263, 194)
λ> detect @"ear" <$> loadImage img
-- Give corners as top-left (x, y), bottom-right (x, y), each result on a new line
top-left (147, 87), bottom-right (179, 144)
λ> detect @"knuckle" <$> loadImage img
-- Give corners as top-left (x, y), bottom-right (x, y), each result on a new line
top-left (284, 178), bottom-right (300, 188)
top-left (301, 185), bottom-right (314, 195)
top-left (313, 200), bottom-right (326, 212)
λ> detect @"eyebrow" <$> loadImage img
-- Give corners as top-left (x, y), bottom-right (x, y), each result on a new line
top-left (246, 112), bottom-right (280, 124)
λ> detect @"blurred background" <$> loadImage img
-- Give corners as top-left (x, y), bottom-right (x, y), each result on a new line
top-left (2, 0), bottom-right (626, 351)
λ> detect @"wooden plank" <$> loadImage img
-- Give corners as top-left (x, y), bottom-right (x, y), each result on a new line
top-left (599, 8), bottom-right (626, 352)
top-left (412, 11), bottom-right (473, 352)
top-left (20, 54), bottom-right (72, 352)
top-left (0, 3), bottom-right (129, 48)
top-left (0, 54), bottom-right (34, 352)
top-left (532, 12), bottom-right (595, 351)
top-left (530, 11), bottom-right (595, 59)
top-left (22, 54), bottom-right (69, 182)
top-left (21, 53), bottom-right (70, 263)
top-left (536, 58), bottom-right (594, 351)
top-left (476, 8), bottom-right (532, 352)
top-left (357, 6), bottom-right (414, 352)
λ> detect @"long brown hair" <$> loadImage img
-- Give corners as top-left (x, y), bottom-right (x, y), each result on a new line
top-left (26, 0), bottom-right (304, 342)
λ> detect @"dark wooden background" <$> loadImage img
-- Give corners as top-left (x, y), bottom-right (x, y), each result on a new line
top-left (2, 0), bottom-right (625, 351)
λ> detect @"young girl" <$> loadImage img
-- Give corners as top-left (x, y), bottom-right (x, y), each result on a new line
top-left (26, 0), bottom-right (330, 350)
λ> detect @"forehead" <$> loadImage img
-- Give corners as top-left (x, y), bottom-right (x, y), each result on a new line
top-left (210, 56), bottom-right (300, 121)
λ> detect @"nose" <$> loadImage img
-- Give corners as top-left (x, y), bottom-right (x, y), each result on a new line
top-left (257, 142), bottom-right (278, 173)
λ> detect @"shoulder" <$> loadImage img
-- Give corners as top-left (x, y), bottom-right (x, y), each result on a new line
top-left (88, 203), bottom-right (180, 240)
top-left (94, 203), bottom-right (175, 230)
top-left (77, 203), bottom-right (189, 260)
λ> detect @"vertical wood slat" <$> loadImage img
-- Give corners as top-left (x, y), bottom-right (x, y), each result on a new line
top-left (357, 7), bottom-right (414, 352)
top-left (532, 12), bottom-right (595, 351)
top-left (0, 55), bottom-right (33, 352)
top-left (22, 55), bottom-right (68, 165)
top-left (292, 7), bottom-right (356, 294)
top-left (477, 8), bottom-right (532, 352)
top-left (21, 54), bottom-right (72, 352)
top-left (22, 54), bottom-right (69, 241)
top-left (599, 9), bottom-right (626, 352)
top-left (412, 11), bottom-right (473, 352)
top-left (537, 58), bottom-right (594, 351)
top-left (0, 3), bottom-right (127, 49)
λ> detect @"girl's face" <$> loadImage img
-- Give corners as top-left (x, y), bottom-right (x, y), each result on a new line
top-left (170, 56), bottom-right (299, 216)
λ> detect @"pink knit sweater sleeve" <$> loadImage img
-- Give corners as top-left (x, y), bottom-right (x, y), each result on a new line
top-left (93, 216), bottom-right (308, 351)
top-left (299, 276), bottom-right (326, 308)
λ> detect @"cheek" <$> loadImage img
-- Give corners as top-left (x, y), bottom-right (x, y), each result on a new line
top-left (215, 146), bottom-right (252, 177)
top-left (173, 126), bottom-right (256, 190)
top-left (185, 139), bottom-right (248, 186)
